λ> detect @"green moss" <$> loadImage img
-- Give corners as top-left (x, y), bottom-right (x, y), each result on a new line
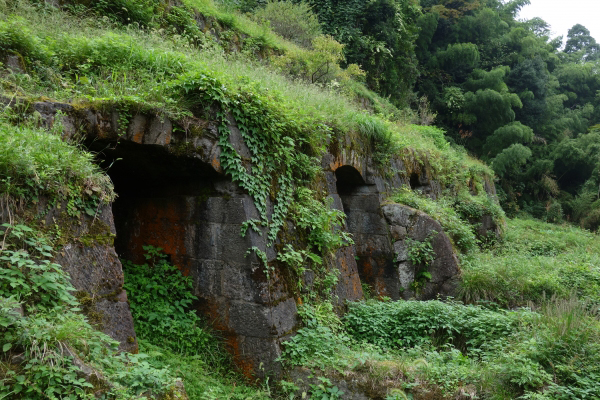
top-left (74, 290), bottom-right (105, 329)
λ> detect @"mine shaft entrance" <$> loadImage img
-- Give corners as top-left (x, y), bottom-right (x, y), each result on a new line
top-left (92, 141), bottom-right (222, 276)
top-left (334, 166), bottom-right (399, 299)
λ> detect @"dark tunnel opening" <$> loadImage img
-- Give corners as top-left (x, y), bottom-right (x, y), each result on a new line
top-left (334, 166), bottom-right (399, 299)
top-left (89, 140), bottom-right (223, 272)
top-left (409, 172), bottom-right (420, 190)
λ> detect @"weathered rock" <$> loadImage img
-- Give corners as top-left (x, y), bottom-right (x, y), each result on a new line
top-left (61, 346), bottom-right (112, 396)
top-left (49, 202), bottom-right (138, 353)
top-left (382, 203), bottom-right (460, 300)
top-left (10, 99), bottom-right (497, 378)
top-left (289, 367), bottom-right (370, 400)
top-left (5, 55), bottom-right (25, 74)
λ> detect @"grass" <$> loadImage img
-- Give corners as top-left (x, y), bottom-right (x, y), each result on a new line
top-left (277, 218), bottom-right (600, 398)
top-left (459, 217), bottom-right (600, 308)
top-left (282, 295), bottom-right (600, 399)
top-left (391, 187), bottom-right (504, 254)
top-left (140, 340), bottom-right (273, 400)
top-left (0, 113), bottom-right (114, 205)
top-left (0, 0), bottom-right (494, 192)
top-left (9, 2), bottom-right (599, 398)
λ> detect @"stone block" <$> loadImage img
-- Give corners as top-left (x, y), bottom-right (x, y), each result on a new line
top-left (393, 240), bottom-right (408, 262)
top-left (339, 194), bottom-right (381, 212)
top-left (390, 225), bottom-right (407, 240)
top-left (382, 204), bottom-right (416, 227)
top-left (193, 260), bottom-right (222, 298)
top-left (95, 299), bottom-right (138, 353)
top-left (228, 301), bottom-right (272, 338)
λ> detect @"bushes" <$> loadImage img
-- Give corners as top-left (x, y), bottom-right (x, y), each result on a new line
top-left (340, 297), bottom-right (600, 398)
top-left (459, 217), bottom-right (600, 308)
top-left (0, 17), bottom-right (50, 63)
top-left (344, 299), bottom-right (530, 351)
top-left (122, 246), bottom-right (228, 366)
top-left (69, 0), bottom-right (160, 26)
top-left (253, 1), bottom-right (322, 48)
top-left (392, 188), bottom-right (480, 253)
top-left (0, 224), bottom-right (177, 399)
top-left (0, 121), bottom-right (114, 215)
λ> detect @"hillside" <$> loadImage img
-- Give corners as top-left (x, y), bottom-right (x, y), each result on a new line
top-left (1, 0), bottom-right (599, 399)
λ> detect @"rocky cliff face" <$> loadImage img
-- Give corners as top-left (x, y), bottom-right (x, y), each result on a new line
top-left (10, 98), bottom-right (498, 377)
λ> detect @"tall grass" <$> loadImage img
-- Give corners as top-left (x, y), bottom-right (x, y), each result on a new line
top-left (459, 217), bottom-right (600, 307)
top-left (0, 117), bottom-right (114, 203)
top-left (0, 1), bottom-right (494, 192)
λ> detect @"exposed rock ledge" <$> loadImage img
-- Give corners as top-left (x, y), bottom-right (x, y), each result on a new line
top-left (2, 97), bottom-right (497, 378)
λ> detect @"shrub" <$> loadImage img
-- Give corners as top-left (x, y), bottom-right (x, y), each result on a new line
top-left (122, 246), bottom-right (228, 367)
top-left (392, 188), bottom-right (480, 254)
top-left (72, 0), bottom-right (160, 26)
top-left (0, 224), bottom-right (176, 399)
top-left (253, 0), bottom-right (322, 48)
top-left (344, 299), bottom-right (531, 351)
top-left (0, 17), bottom-right (49, 62)
top-left (0, 121), bottom-right (115, 214)
top-left (459, 217), bottom-right (600, 308)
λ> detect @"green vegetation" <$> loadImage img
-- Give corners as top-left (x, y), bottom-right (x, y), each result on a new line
top-left (392, 187), bottom-right (504, 253)
top-left (281, 219), bottom-right (600, 399)
top-left (460, 217), bottom-right (600, 308)
top-left (123, 247), bottom-right (272, 399)
top-left (0, 119), bottom-right (114, 215)
top-left (0, 118), bottom-right (181, 398)
top-left (2, 0), bottom-right (600, 398)
top-left (122, 246), bottom-right (224, 362)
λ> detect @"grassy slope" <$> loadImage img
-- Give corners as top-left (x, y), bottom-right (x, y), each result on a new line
top-left (282, 218), bottom-right (600, 399)
top-left (3, 1), bottom-right (599, 399)
top-left (0, 0), bottom-right (492, 192)
top-left (460, 218), bottom-right (600, 308)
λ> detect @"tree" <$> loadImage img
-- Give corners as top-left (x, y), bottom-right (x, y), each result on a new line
top-left (483, 121), bottom-right (534, 158)
top-left (491, 143), bottom-right (532, 177)
top-left (564, 24), bottom-right (600, 62)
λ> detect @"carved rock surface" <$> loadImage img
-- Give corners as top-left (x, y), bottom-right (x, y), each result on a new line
top-left (382, 203), bottom-right (460, 300)
top-left (50, 202), bottom-right (138, 353)
top-left (8, 99), bottom-right (495, 378)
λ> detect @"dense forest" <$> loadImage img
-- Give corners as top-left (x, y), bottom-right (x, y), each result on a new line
top-left (1, 0), bottom-right (600, 399)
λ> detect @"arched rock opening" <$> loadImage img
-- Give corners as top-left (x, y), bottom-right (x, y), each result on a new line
top-left (334, 166), bottom-right (400, 299)
top-left (91, 140), bottom-right (295, 377)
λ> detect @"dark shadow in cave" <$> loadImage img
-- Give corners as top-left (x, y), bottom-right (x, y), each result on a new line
top-left (410, 172), bottom-right (420, 190)
top-left (334, 166), bottom-right (399, 299)
top-left (89, 140), bottom-right (223, 269)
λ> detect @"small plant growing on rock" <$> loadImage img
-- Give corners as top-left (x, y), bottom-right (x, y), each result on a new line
top-left (406, 231), bottom-right (437, 293)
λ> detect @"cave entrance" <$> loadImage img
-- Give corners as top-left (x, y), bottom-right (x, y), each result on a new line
top-left (334, 166), bottom-right (399, 299)
top-left (91, 141), bottom-right (223, 276)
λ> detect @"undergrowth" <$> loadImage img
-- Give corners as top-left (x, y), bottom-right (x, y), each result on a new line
top-left (0, 0), bottom-right (493, 193)
top-left (0, 108), bottom-right (181, 398)
top-left (391, 187), bottom-right (505, 254)
top-left (122, 246), bottom-right (227, 365)
top-left (0, 223), bottom-right (179, 398)
top-left (460, 217), bottom-right (600, 308)
top-left (122, 247), bottom-right (273, 399)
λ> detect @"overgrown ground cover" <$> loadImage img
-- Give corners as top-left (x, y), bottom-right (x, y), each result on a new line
top-left (0, 113), bottom-right (185, 398)
top-left (2, 1), bottom-right (600, 399)
top-left (280, 218), bottom-right (600, 399)
top-left (0, 0), bottom-right (490, 186)
top-left (460, 217), bottom-right (600, 309)
top-left (0, 108), bottom-right (270, 398)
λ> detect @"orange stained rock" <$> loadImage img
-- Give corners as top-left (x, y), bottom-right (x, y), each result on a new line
top-left (211, 154), bottom-right (221, 170)
top-left (131, 131), bottom-right (144, 144)
top-left (126, 198), bottom-right (190, 274)
top-left (225, 336), bottom-right (255, 379)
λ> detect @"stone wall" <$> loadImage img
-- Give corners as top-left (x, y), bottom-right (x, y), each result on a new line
top-left (6, 98), bottom-right (497, 377)
top-left (0, 197), bottom-right (138, 353)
